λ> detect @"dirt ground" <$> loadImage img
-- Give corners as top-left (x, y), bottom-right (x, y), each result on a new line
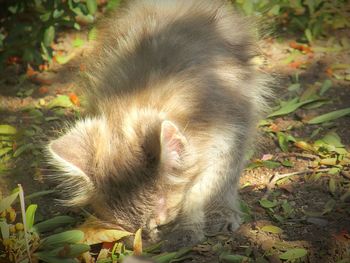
top-left (0, 24), bottom-right (349, 263)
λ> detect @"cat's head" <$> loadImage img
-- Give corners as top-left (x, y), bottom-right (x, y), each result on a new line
top-left (48, 111), bottom-right (194, 237)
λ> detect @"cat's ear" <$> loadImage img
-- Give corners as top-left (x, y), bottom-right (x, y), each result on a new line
top-left (49, 133), bottom-right (89, 177)
top-left (48, 120), bottom-right (97, 206)
top-left (160, 120), bottom-right (187, 170)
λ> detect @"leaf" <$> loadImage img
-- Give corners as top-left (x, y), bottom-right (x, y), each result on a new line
top-left (152, 252), bottom-right (177, 263)
top-left (48, 244), bottom-right (90, 258)
top-left (40, 230), bottom-right (84, 250)
top-left (279, 248), bottom-right (307, 260)
top-left (0, 221), bottom-right (9, 239)
top-left (259, 198), bottom-right (278, 208)
top-left (281, 160), bottom-right (293, 167)
top-left (219, 253), bottom-right (248, 263)
top-left (277, 132), bottom-right (289, 152)
top-left (307, 108), bottom-right (350, 124)
top-left (287, 83), bottom-right (301, 92)
top-left (0, 189), bottom-right (19, 212)
top-left (0, 124), bottom-right (17, 135)
top-left (261, 160), bottom-right (281, 169)
top-left (329, 178), bottom-right (336, 195)
top-left (322, 199), bottom-right (336, 215)
top-left (305, 28), bottom-right (313, 43)
top-left (320, 79), bottom-right (332, 95)
top-left (133, 228), bottom-right (142, 256)
top-left (294, 141), bottom-right (315, 152)
top-left (88, 27), bottom-right (98, 41)
top-left (33, 216), bottom-right (76, 233)
top-left (47, 95), bottom-right (73, 109)
top-left (13, 143), bottom-right (34, 158)
top-left (319, 158), bottom-right (337, 166)
top-left (0, 147), bottom-right (12, 157)
top-left (80, 227), bottom-right (133, 245)
top-left (43, 26), bottom-right (55, 47)
top-left (86, 0), bottom-right (97, 15)
top-left (321, 132), bottom-right (344, 148)
top-left (261, 225), bottom-right (283, 234)
top-left (34, 252), bottom-right (77, 263)
top-left (268, 98), bottom-right (319, 118)
top-left (25, 204), bottom-right (37, 230)
top-left (73, 38), bottom-right (85, 48)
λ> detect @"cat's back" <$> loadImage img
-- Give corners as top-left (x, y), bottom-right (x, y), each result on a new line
top-left (83, 0), bottom-right (261, 107)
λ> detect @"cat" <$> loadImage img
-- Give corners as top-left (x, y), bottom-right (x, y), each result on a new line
top-left (48, 0), bottom-right (270, 247)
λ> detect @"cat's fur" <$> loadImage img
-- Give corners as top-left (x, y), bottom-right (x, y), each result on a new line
top-left (48, 0), bottom-right (270, 245)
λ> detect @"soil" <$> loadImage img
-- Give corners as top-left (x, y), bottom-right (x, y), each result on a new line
top-left (0, 24), bottom-right (349, 263)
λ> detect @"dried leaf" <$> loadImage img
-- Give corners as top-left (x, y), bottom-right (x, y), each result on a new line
top-left (133, 228), bottom-right (143, 256)
top-left (80, 227), bottom-right (133, 245)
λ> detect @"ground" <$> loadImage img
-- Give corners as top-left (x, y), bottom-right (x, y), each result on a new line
top-left (0, 24), bottom-right (349, 263)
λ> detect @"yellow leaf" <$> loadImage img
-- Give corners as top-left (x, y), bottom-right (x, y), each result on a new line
top-left (133, 228), bottom-right (143, 255)
top-left (79, 226), bottom-right (133, 245)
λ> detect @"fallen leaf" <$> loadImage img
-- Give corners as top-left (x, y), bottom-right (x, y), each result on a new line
top-left (79, 227), bottom-right (133, 245)
top-left (69, 93), bottom-right (80, 106)
top-left (261, 225), bottom-right (283, 234)
top-left (133, 228), bottom-right (143, 256)
top-left (307, 108), bottom-right (350, 124)
top-left (38, 86), bottom-right (49, 95)
top-left (279, 248), bottom-right (307, 260)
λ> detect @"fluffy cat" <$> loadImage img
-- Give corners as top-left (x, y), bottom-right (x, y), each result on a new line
top-left (48, 0), bottom-right (270, 246)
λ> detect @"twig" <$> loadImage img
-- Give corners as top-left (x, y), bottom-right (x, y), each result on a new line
top-left (276, 152), bottom-right (319, 160)
top-left (263, 168), bottom-right (330, 198)
top-left (18, 184), bottom-right (33, 263)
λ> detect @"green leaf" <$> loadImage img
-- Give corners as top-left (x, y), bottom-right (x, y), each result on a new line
top-left (321, 132), bottom-right (344, 148)
top-left (26, 204), bottom-right (37, 230)
top-left (152, 252), bottom-right (177, 263)
top-left (320, 80), bottom-right (332, 96)
top-left (88, 27), bottom-right (98, 41)
top-left (259, 198), bottom-right (278, 208)
top-left (33, 252), bottom-right (77, 263)
top-left (106, 0), bottom-right (121, 11)
top-left (219, 253), bottom-right (248, 263)
top-left (322, 199), bottom-right (336, 215)
top-left (43, 26), bottom-right (55, 47)
top-left (47, 95), bottom-right (73, 109)
top-left (307, 108), bottom-right (350, 124)
top-left (261, 160), bottom-right (281, 169)
top-left (0, 221), bottom-right (9, 239)
top-left (33, 216), bottom-right (76, 233)
top-left (268, 5), bottom-right (280, 16)
top-left (329, 178), bottom-right (336, 195)
top-left (48, 244), bottom-right (90, 258)
top-left (279, 248), bottom-right (307, 260)
top-left (0, 189), bottom-right (19, 212)
top-left (281, 160), bottom-right (293, 167)
top-left (261, 225), bottom-right (283, 234)
top-left (268, 98), bottom-right (319, 118)
top-left (305, 28), bottom-right (313, 43)
top-left (13, 143), bottom-right (34, 158)
top-left (86, 0), bottom-right (97, 15)
top-left (277, 132), bottom-right (289, 152)
top-left (73, 38), bottom-right (85, 48)
top-left (0, 124), bottom-right (17, 135)
top-left (40, 230), bottom-right (84, 250)
top-left (0, 147), bottom-right (12, 157)
top-left (287, 83), bottom-right (301, 92)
